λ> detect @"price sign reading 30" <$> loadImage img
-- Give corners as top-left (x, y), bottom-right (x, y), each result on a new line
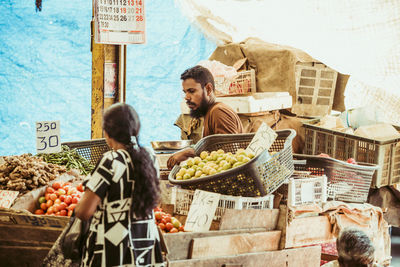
top-left (36, 121), bottom-right (61, 154)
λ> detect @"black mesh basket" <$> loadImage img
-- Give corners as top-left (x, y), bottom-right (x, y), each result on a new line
top-left (61, 139), bottom-right (110, 165)
top-left (168, 129), bottom-right (296, 197)
top-left (293, 154), bottom-right (378, 203)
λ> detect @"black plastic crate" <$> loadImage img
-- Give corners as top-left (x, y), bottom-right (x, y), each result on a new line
top-left (61, 138), bottom-right (110, 165)
top-left (169, 130), bottom-right (296, 197)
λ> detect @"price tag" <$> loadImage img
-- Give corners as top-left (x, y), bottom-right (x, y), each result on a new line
top-left (245, 122), bottom-right (277, 157)
top-left (36, 120), bottom-right (61, 154)
top-left (185, 190), bottom-right (220, 232)
top-left (94, 0), bottom-right (146, 44)
top-left (0, 190), bottom-right (19, 209)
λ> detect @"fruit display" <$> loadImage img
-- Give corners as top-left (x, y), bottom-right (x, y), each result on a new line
top-left (0, 154), bottom-right (67, 193)
top-left (34, 181), bottom-right (84, 216)
top-left (174, 149), bottom-right (255, 180)
top-left (37, 145), bottom-right (95, 175)
top-left (154, 207), bottom-right (184, 233)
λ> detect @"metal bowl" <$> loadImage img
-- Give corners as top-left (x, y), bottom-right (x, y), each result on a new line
top-left (151, 140), bottom-right (193, 150)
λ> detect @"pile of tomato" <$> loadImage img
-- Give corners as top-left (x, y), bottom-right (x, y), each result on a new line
top-left (154, 207), bottom-right (184, 233)
top-left (34, 181), bottom-right (84, 216)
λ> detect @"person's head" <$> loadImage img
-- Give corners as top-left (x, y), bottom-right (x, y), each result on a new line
top-left (102, 103), bottom-right (160, 219)
top-left (181, 65), bottom-right (215, 118)
top-left (336, 228), bottom-right (375, 267)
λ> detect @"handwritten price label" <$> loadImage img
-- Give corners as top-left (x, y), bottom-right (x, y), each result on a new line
top-left (185, 190), bottom-right (220, 232)
top-left (0, 190), bottom-right (19, 209)
top-left (36, 120), bottom-right (61, 154)
top-left (246, 122), bottom-right (277, 157)
top-left (94, 0), bottom-right (146, 44)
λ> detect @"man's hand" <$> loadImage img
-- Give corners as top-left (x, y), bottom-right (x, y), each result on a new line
top-left (167, 147), bottom-right (196, 169)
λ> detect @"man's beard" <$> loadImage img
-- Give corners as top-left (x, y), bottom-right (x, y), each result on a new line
top-left (188, 93), bottom-right (209, 119)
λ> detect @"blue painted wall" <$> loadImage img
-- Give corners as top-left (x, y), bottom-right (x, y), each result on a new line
top-left (0, 1), bottom-right (215, 155)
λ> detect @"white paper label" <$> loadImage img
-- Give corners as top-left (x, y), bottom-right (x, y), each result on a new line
top-left (104, 62), bottom-right (117, 98)
top-left (0, 190), bottom-right (19, 209)
top-left (185, 190), bottom-right (220, 232)
top-left (36, 121), bottom-right (61, 154)
top-left (246, 123), bottom-right (278, 156)
top-left (301, 182), bottom-right (314, 203)
top-left (94, 0), bottom-right (146, 44)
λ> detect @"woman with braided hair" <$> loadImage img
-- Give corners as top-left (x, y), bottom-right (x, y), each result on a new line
top-left (75, 103), bottom-right (164, 266)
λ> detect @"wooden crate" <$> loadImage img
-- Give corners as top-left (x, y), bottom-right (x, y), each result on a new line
top-left (0, 208), bottom-right (67, 267)
top-left (167, 246), bottom-right (321, 267)
top-left (276, 205), bottom-right (391, 265)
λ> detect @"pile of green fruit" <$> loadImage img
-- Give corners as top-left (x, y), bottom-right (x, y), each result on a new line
top-left (175, 149), bottom-right (255, 180)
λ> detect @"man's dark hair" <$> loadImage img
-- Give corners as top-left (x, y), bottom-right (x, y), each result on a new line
top-left (180, 65), bottom-right (215, 91)
top-left (336, 228), bottom-right (375, 267)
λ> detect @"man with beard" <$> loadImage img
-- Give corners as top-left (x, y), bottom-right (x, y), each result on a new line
top-left (167, 65), bottom-right (243, 169)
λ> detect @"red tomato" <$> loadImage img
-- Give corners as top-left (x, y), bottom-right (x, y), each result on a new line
top-left (59, 202), bottom-right (68, 210)
top-left (54, 198), bottom-right (61, 205)
top-left (154, 212), bottom-right (162, 221)
top-left (68, 188), bottom-right (77, 195)
top-left (165, 222), bottom-right (174, 231)
top-left (62, 185), bottom-right (71, 192)
top-left (40, 203), bottom-right (47, 211)
top-left (57, 188), bottom-right (66, 196)
top-left (178, 225), bottom-right (185, 232)
top-left (64, 182), bottom-right (72, 186)
top-left (47, 206), bottom-right (55, 214)
top-left (55, 211), bottom-right (61, 216)
top-left (46, 187), bottom-right (55, 194)
top-left (163, 216), bottom-right (172, 223)
top-left (161, 218), bottom-right (167, 224)
top-left (64, 195), bottom-right (72, 205)
top-left (60, 209), bottom-right (67, 216)
top-left (72, 197), bottom-right (79, 204)
top-left (68, 203), bottom-right (77, 211)
top-left (46, 199), bottom-right (54, 208)
top-left (45, 193), bottom-right (50, 201)
top-left (52, 182), bottom-right (62, 190)
top-left (158, 222), bottom-right (166, 230)
top-left (347, 158), bottom-right (357, 164)
top-left (34, 209), bottom-right (45, 215)
top-left (59, 195), bottom-right (66, 202)
top-left (49, 193), bottom-right (57, 201)
top-left (169, 228), bottom-right (178, 233)
top-left (53, 204), bottom-right (60, 212)
top-left (77, 183), bottom-right (84, 192)
top-left (154, 207), bottom-right (163, 212)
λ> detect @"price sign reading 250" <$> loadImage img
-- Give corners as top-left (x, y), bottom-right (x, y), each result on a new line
top-left (36, 120), bottom-right (61, 154)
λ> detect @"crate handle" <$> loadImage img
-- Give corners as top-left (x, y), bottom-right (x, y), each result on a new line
top-left (293, 159), bottom-right (307, 165)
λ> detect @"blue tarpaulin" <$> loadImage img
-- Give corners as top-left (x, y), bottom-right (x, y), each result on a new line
top-left (0, 0), bottom-right (215, 155)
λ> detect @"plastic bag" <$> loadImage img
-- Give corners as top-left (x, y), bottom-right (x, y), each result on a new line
top-left (197, 60), bottom-right (238, 96)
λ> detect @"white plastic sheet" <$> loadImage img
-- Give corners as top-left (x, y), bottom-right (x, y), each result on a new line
top-left (175, 0), bottom-right (400, 116)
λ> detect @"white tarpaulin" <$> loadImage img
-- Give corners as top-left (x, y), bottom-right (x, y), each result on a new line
top-left (175, 0), bottom-right (400, 124)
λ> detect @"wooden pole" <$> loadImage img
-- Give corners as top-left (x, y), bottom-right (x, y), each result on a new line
top-left (90, 13), bottom-right (126, 139)
top-left (91, 20), bottom-right (104, 139)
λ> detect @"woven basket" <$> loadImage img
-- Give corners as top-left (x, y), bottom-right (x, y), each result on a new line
top-left (169, 129), bottom-right (296, 197)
